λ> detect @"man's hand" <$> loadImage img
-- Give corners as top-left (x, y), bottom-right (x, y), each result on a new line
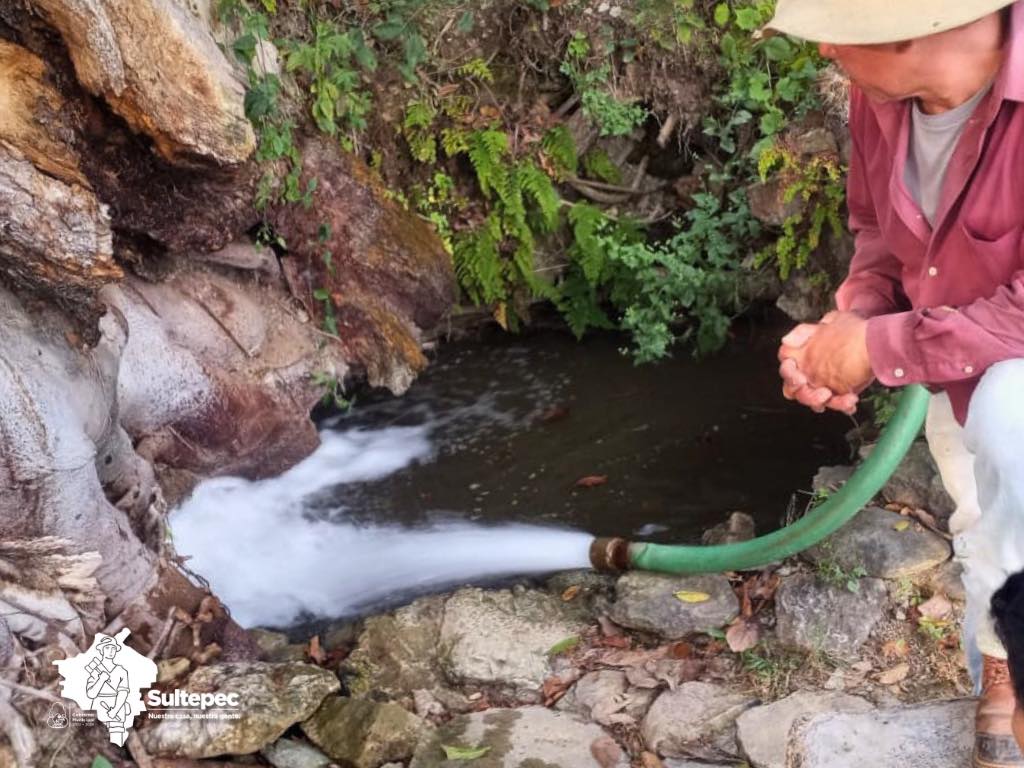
top-left (778, 311), bottom-right (874, 414)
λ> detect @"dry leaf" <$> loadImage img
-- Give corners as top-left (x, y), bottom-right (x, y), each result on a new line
top-left (909, 507), bottom-right (938, 529)
top-left (674, 590), bottom-right (711, 603)
top-left (598, 615), bottom-right (624, 637)
top-left (590, 736), bottom-right (624, 768)
top-left (641, 752), bottom-right (665, 768)
top-left (882, 639), bottom-right (910, 659)
top-left (597, 634), bottom-right (631, 649)
top-left (893, 520), bottom-right (911, 532)
top-left (575, 475), bottom-right (608, 488)
top-left (561, 585), bottom-right (582, 602)
top-left (726, 619), bottom-right (760, 653)
top-left (625, 665), bottom-right (661, 689)
top-left (668, 641), bottom-right (693, 659)
top-left (918, 594), bottom-right (953, 620)
top-left (600, 647), bottom-right (668, 667)
top-left (875, 663), bottom-right (910, 685)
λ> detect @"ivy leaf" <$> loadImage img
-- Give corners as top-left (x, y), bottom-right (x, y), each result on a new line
top-left (713, 3), bottom-right (730, 26)
top-left (442, 745), bottom-right (491, 760)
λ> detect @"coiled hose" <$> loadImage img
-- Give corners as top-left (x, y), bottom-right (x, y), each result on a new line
top-left (591, 384), bottom-right (930, 574)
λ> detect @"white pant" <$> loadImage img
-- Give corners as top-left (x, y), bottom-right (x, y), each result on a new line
top-left (926, 360), bottom-right (1024, 686)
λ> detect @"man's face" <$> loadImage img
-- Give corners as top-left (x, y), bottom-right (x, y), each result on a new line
top-left (817, 42), bottom-right (917, 102)
top-left (102, 645), bottom-right (116, 659)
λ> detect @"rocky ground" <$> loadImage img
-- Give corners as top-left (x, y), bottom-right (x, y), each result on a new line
top-left (54, 436), bottom-right (977, 768)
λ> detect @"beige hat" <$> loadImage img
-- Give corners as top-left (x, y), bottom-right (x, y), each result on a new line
top-left (761, 0), bottom-right (1016, 44)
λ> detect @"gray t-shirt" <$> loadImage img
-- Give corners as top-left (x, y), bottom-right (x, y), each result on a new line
top-left (904, 85), bottom-right (991, 225)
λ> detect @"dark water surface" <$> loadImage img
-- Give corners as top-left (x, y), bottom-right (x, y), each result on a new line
top-left (320, 312), bottom-right (851, 543)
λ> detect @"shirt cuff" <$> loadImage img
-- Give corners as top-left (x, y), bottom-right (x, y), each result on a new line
top-left (865, 311), bottom-right (919, 386)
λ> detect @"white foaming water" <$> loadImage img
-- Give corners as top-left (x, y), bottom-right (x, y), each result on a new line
top-left (170, 426), bottom-right (593, 628)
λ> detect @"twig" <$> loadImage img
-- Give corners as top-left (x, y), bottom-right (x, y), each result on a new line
top-left (0, 678), bottom-right (63, 704)
top-left (147, 607), bottom-right (179, 660)
top-left (657, 114), bottom-right (678, 148)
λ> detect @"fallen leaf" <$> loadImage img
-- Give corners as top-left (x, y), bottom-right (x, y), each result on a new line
top-left (561, 585), bottom-right (582, 602)
top-left (918, 594), bottom-right (953, 621)
top-left (882, 639), bottom-right (910, 659)
top-left (590, 736), bottom-right (624, 768)
top-left (548, 635), bottom-right (581, 656)
top-left (596, 634), bottom-right (631, 649)
top-left (641, 752), bottom-right (665, 768)
top-left (307, 635), bottom-right (326, 665)
top-left (575, 475), bottom-right (608, 488)
top-left (674, 590), bottom-right (711, 603)
top-left (442, 744), bottom-right (491, 760)
top-left (600, 647), bottom-right (668, 667)
top-left (542, 674), bottom-right (576, 706)
top-left (598, 615), bottom-right (624, 637)
top-left (875, 663), bottom-right (910, 685)
top-left (909, 507), bottom-right (938, 529)
top-left (893, 520), bottom-right (911, 532)
top-left (725, 619), bottom-right (760, 653)
top-left (625, 665), bottom-right (661, 689)
top-left (668, 641), bottom-right (694, 659)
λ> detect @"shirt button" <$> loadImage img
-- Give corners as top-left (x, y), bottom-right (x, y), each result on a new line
top-left (928, 266), bottom-right (938, 277)
top-left (894, 368), bottom-right (906, 378)
top-left (964, 365), bottom-right (975, 375)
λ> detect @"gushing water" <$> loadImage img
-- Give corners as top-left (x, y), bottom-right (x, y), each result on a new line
top-left (170, 425), bottom-right (593, 628)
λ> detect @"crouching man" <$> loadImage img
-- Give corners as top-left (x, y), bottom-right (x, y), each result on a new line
top-left (766, 1), bottom-right (1024, 766)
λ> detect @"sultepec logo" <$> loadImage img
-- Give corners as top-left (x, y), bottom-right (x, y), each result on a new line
top-left (52, 628), bottom-right (158, 746)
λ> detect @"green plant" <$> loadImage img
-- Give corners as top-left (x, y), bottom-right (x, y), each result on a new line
top-left (560, 32), bottom-right (648, 137)
top-left (865, 385), bottom-right (901, 428)
top-left (311, 370), bottom-right (352, 411)
top-left (815, 543), bottom-right (868, 594)
top-left (918, 616), bottom-right (951, 643)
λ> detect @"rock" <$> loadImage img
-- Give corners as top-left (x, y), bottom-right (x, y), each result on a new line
top-left (261, 738), bottom-right (333, 768)
top-left (777, 275), bottom-right (831, 323)
top-left (787, 700), bottom-right (975, 768)
top-left (302, 697), bottom-right (428, 768)
top-left (866, 441), bottom-right (956, 524)
top-left (735, 690), bottom-right (872, 768)
top-left (567, 670), bottom-right (655, 726)
top-left (774, 574), bottom-right (887, 659)
top-left (439, 587), bottom-right (588, 695)
top-left (410, 706), bottom-right (628, 768)
top-left (930, 560), bottom-right (967, 603)
top-left (251, 628), bottom-right (290, 657)
top-left (34, 0), bottom-right (255, 165)
top-left (812, 465), bottom-right (854, 494)
top-left (702, 512), bottom-right (756, 546)
top-left (139, 662), bottom-right (339, 758)
top-left (200, 239), bottom-right (280, 275)
top-left (747, 178), bottom-right (803, 227)
top-left (547, 569), bottom-right (618, 608)
top-left (343, 595), bottom-right (457, 708)
top-left (609, 573), bottom-right (738, 639)
top-left (804, 507), bottom-right (951, 578)
top-left (641, 682), bottom-right (757, 758)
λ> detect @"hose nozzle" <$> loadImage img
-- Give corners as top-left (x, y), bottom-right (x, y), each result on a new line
top-left (590, 537), bottom-right (632, 573)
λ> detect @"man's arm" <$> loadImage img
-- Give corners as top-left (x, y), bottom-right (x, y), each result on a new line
top-left (866, 272), bottom-right (1024, 386)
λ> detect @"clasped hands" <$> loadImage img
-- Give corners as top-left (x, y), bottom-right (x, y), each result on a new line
top-left (777, 310), bottom-right (875, 415)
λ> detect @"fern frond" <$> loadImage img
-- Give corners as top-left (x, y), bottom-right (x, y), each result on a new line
top-left (467, 129), bottom-right (509, 198)
top-left (517, 162), bottom-right (560, 232)
top-left (541, 125), bottom-right (578, 179)
top-left (453, 214), bottom-right (506, 305)
top-left (568, 202), bottom-right (608, 284)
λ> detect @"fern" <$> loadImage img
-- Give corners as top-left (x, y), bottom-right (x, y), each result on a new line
top-left (466, 129), bottom-right (509, 198)
top-left (583, 149), bottom-right (622, 184)
top-left (568, 202), bottom-right (608, 283)
top-left (541, 125), bottom-right (578, 179)
top-left (518, 163), bottom-right (560, 232)
top-left (441, 127), bottom-right (470, 156)
top-left (458, 57), bottom-right (494, 83)
top-left (453, 214), bottom-right (505, 305)
top-left (402, 100), bottom-right (437, 163)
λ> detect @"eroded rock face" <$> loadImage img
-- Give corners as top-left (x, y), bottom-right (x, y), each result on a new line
top-left (774, 574), bottom-right (887, 659)
top-left (301, 697), bottom-right (429, 768)
top-left (33, 0), bottom-right (254, 166)
top-left (139, 662), bottom-right (339, 758)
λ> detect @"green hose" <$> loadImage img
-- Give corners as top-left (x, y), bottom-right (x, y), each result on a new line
top-left (591, 384), bottom-right (930, 575)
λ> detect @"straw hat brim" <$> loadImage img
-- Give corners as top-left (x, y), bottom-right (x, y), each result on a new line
top-left (761, 0), bottom-right (1016, 44)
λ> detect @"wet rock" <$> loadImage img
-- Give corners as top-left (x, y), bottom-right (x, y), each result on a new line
top-left (547, 569), bottom-right (617, 611)
top-left (261, 738), bottom-right (333, 768)
top-left (641, 682), bottom-right (757, 758)
top-left (865, 441), bottom-right (956, 524)
top-left (302, 697), bottom-right (428, 768)
top-left (735, 690), bottom-right (872, 768)
top-left (930, 560), bottom-right (967, 603)
top-left (410, 706), bottom-right (628, 768)
top-left (776, 275), bottom-right (831, 323)
top-left (702, 512), bottom-right (756, 546)
top-left (804, 506), bottom-right (951, 578)
top-left (609, 573), bottom-right (738, 639)
top-left (139, 662), bottom-right (339, 758)
top-left (564, 670), bottom-right (655, 726)
top-left (439, 587), bottom-right (588, 696)
top-left (343, 595), bottom-right (459, 709)
top-left (774, 574), bottom-right (887, 659)
top-left (787, 699), bottom-right (974, 768)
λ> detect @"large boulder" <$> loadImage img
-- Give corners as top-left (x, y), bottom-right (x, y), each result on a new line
top-left (411, 706), bottom-right (628, 768)
top-left (867, 441), bottom-right (956, 524)
top-left (609, 573), bottom-right (738, 639)
top-left (641, 682), bottom-right (757, 758)
top-left (774, 574), bottom-right (887, 659)
top-left (139, 662), bottom-right (339, 758)
top-left (301, 697), bottom-right (429, 768)
top-left (804, 506), bottom-right (951, 579)
top-left (786, 700), bottom-right (975, 768)
top-left (735, 690), bottom-right (873, 768)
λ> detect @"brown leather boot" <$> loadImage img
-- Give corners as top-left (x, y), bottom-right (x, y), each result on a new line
top-left (975, 656), bottom-right (1024, 768)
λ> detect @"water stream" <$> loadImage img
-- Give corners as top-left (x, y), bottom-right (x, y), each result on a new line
top-left (171, 313), bottom-right (850, 628)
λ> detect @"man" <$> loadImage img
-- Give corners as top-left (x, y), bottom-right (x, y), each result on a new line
top-left (764, 2), bottom-right (1024, 766)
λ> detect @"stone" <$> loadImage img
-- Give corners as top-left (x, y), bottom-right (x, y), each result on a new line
top-left (609, 573), bottom-right (738, 639)
top-left (641, 682), bottom-right (757, 758)
top-left (567, 670), bottom-right (655, 726)
top-left (812, 465), bottom-right (854, 494)
top-left (251, 628), bottom-right (290, 656)
top-left (774, 574), bottom-right (887, 659)
top-left (805, 506), bottom-right (951, 578)
top-left (261, 738), bottom-right (333, 768)
top-left (747, 178), bottom-right (804, 227)
top-left (410, 706), bottom-right (628, 768)
top-left (930, 560), bottom-right (967, 603)
top-left (866, 441), bottom-right (956, 524)
top-left (702, 512), bottom-right (756, 546)
top-left (302, 697), bottom-right (429, 768)
top-left (777, 275), bottom-right (830, 323)
top-left (735, 690), bottom-right (872, 768)
top-left (139, 662), bottom-right (339, 758)
top-left (439, 587), bottom-right (588, 694)
top-left (787, 699), bottom-right (975, 768)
